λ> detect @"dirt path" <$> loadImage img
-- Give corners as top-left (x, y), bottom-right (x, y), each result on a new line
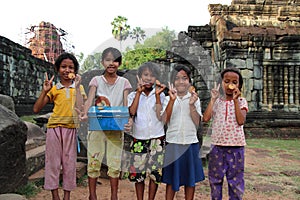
top-left (29, 147), bottom-right (300, 200)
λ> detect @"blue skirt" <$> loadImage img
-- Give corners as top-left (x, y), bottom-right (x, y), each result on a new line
top-left (162, 143), bottom-right (205, 191)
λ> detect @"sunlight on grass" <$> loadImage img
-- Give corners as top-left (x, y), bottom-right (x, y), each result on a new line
top-left (20, 115), bottom-right (37, 123)
top-left (247, 138), bottom-right (300, 159)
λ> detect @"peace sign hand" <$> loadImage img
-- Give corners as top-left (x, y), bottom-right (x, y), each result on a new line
top-left (136, 75), bottom-right (145, 93)
top-left (43, 72), bottom-right (54, 92)
top-left (168, 82), bottom-right (177, 101)
top-left (211, 82), bottom-right (220, 100)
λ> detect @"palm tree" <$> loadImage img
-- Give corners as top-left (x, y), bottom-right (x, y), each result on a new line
top-left (130, 27), bottom-right (146, 44)
top-left (111, 16), bottom-right (130, 51)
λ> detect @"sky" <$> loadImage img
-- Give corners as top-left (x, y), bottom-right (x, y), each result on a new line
top-left (1, 0), bottom-right (231, 57)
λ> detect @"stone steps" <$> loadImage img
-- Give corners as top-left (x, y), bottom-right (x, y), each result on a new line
top-left (25, 134), bottom-right (46, 177)
top-left (26, 144), bottom-right (45, 177)
top-left (28, 162), bottom-right (87, 185)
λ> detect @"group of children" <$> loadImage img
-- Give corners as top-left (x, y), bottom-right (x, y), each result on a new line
top-left (33, 47), bottom-right (248, 200)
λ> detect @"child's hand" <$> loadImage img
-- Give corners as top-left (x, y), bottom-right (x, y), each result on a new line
top-left (124, 117), bottom-right (133, 133)
top-left (233, 87), bottom-right (241, 99)
top-left (189, 90), bottom-right (198, 105)
top-left (155, 81), bottom-right (166, 95)
top-left (168, 82), bottom-right (177, 101)
top-left (136, 75), bottom-right (145, 93)
top-left (43, 72), bottom-right (54, 92)
top-left (75, 74), bottom-right (82, 89)
top-left (75, 105), bottom-right (88, 122)
top-left (79, 114), bottom-right (88, 122)
top-left (75, 106), bottom-right (88, 122)
top-left (211, 82), bottom-right (220, 100)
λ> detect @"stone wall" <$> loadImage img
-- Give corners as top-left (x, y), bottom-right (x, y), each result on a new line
top-left (208, 0), bottom-right (300, 112)
top-left (0, 36), bottom-right (55, 116)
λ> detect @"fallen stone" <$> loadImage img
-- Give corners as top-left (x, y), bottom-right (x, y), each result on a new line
top-left (0, 193), bottom-right (27, 200)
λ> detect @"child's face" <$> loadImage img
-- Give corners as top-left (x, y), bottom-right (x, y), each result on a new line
top-left (101, 52), bottom-right (120, 74)
top-left (140, 68), bottom-right (156, 88)
top-left (174, 70), bottom-right (190, 95)
top-left (58, 58), bottom-right (75, 80)
top-left (222, 71), bottom-right (240, 96)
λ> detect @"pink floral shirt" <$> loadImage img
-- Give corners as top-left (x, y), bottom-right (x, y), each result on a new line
top-left (211, 97), bottom-right (248, 146)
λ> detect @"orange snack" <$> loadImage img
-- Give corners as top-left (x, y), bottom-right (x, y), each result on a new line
top-left (68, 73), bottom-right (76, 79)
top-left (228, 84), bottom-right (236, 90)
top-left (189, 86), bottom-right (196, 93)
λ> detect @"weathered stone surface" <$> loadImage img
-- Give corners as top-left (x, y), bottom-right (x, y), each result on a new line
top-left (0, 36), bottom-right (55, 116)
top-left (0, 194), bottom-right (27, 200)
top-left (0, 105), bottom-right (27, 194)
top-left (0, 94), bottom-right (15, 112)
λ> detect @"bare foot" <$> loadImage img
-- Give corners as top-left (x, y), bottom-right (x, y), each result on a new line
top-left (89, 195), bottom-right (97, 200)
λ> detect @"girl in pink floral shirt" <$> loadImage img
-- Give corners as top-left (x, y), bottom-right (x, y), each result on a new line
top-left (203, 67), bottom-right (248, 200)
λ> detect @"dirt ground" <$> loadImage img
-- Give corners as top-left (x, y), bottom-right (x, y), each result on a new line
top-left (29, 147), bottom-right (300, 200)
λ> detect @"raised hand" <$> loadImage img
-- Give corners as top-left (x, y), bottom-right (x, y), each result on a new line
top-left (168, 82), bottom-right (177, 101)
top-left (43, 72), bottom-right (54, 92)
top-left (211, 82), bottom-right (220, 100)
top-left (232, 87), bottom-right (241, 100)
top-left (136, 75), bottom-right (145, 93)
top-left (189, 89), bottom-right (198, 105)
top-left (75, 74), bottom-right (81, 87)
top-left (155, 81), bottom-right (166, 96)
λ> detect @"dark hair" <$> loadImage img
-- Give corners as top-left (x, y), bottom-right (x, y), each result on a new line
top-left (102, 47), bottom-right (122, 65)
top-left (54, 52), bottom-right (79, 73)
top-left (220, 67), bottom-right (243, 90)
top-left (137, 62), bottom-right (160, 80)
top-left (170, 64), bottom-right (192, 84)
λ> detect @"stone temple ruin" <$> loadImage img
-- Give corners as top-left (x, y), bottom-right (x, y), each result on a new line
top-left (170, 0), bottom-right (300, 113)
top-left (27, 21), bottom-right (65, 64)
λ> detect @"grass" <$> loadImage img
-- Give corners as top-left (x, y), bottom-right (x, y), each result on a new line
top-left (246, 138), bottom-right (300, 160)
top-left (15, 182), bottom-right (41, 198)
top-left (20, 115), bottom-right (38, 123)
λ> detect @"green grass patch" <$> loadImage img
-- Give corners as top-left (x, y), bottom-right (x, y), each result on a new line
top-left (15, 182), bottom-right (41, 198)
top-left (20, 115), bottom-right (37, 123)
top-left (247, 138), bottom-right (300, 159)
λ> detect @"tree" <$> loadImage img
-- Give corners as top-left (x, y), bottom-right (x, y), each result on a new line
top-left (111, 16), bottom-right (130, 51)
top-left (80, 52), bottom-right (102, 73)
top-left (121, 48), bottom-right (166, 70)
top-left (120, 27), bottom-right (177, 70)
top-left (135, 26), bottom-right (176, 51)
top-left (130, 27), bottom-right (146, 44)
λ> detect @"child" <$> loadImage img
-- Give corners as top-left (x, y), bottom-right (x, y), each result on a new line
top-left (127, 62), bottom-right (166, 200)
top-left (33, 52), bottom-right (87, 200)
top-left (161, 64), bottom-right (205, 200)
top-left (79, 47), bottom-right (132, 200)
top-left (202, 67), bottom-right (248, 200)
